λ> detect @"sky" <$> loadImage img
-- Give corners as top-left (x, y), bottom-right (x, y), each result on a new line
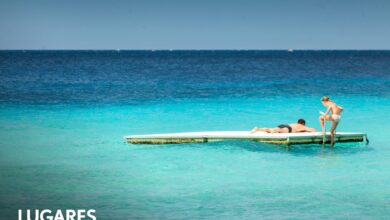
top-left (0, 0), bottom-right (390, 50)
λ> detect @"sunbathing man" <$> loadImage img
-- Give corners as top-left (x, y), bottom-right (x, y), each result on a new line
top-left (251, 119), bottom-right (316, 133)
top-left (319, 96), bottom-right (344, 146)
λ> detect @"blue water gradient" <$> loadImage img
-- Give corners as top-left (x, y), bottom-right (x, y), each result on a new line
top-left (0, 51), bottom-right (390, 219)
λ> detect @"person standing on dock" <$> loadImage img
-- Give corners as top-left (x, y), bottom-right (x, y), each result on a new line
top-left (319, 96), bottom-right (344, 146)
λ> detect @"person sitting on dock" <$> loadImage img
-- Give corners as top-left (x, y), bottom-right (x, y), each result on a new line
top-left (251, 119), bottom-right (316, 133)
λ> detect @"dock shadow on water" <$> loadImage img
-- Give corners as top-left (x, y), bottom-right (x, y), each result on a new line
top-left (137, 140), bottom-right (374, 157)
top-left (239, 141), bottom-right (373, 157)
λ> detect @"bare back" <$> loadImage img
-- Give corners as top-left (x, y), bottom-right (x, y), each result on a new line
top-left (328, 102), bottom-right (343, 115)
top-left (289, 124), bottom-right (316, 132)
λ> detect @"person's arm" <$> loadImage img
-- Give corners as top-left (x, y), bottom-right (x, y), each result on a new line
top-left (296, 126), bottom-right (316, 132)
top-left (324, 106), bottom-right (332, 115)
top-left (305, 127), bottom-right (316, 132)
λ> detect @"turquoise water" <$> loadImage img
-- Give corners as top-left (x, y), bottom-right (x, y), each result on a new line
top-left (1, 51), bottom-right (390, 219)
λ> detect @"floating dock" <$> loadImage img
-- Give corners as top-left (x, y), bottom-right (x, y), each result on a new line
top-left (124, 131), bottom-right (368, 145)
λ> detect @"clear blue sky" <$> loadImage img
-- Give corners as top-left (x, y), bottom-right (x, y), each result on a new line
top-left (1, 0), bottom-right (389, 49)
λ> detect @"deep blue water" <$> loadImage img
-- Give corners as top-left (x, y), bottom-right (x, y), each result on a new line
top-left (0, 51), bottom-right (390, 219)
top-left (1, 50), bottom-right (389, 105)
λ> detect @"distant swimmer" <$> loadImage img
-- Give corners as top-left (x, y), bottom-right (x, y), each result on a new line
top-left (251, 119), bottom-right (316, 133)
top-left (319, 96), bottom-right (344, 146)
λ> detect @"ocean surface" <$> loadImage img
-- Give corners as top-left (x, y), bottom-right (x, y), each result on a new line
top-left (0, 50), bottom-right (390, 219)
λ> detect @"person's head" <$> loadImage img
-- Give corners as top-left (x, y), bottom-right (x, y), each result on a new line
top-left (321, 96), bottom-right (330, 106)
top-left (297, 118), bottom-right (306, 125)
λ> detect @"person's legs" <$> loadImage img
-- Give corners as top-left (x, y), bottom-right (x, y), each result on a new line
top-left (251, 127), bottom-right (271, 133)
top-left (319, 115), bottom-right (333, 144)
top-left (330, 121), bottom-right (339, 147)
top-left (251, 126), bottom-right (289, 133)
top-left (319, 115), bottom-right (332, 132)
top-left (270, 127), bottom-right (289, 133)
top-left (319, 115), bottom-right (325, 134)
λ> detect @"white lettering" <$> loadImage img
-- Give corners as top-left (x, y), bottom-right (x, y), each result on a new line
top-left (27, 209), bottom-right (31, 220)
top-left (77, 210), bottom-right (85, 220)
top-left (19, 209), bottom-right (96, 220)
top-left (87, 210), bottom-right (96, 220)
top-left (54, 210), bottom-right (64, 220)
top-left (40, 209), bottom-right (52, 220)
top-left (66, 210), bottom-right (76, 220)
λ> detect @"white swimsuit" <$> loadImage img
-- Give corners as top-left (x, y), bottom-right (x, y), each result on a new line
top-left (331, 114), bottom-right (341, 123)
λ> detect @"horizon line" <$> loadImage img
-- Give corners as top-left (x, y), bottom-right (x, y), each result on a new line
top-left (1, 49), bottom-right (390, 51)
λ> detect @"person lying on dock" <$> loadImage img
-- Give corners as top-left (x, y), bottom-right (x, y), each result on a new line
top-left (251, 119), bottom-right (316, 133)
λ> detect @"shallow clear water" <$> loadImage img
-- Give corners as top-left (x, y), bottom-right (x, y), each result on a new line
top-left (1, 51), bottom-right (390, 219)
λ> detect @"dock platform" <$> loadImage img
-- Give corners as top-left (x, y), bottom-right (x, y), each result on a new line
top-left (124, 131), bottom-right (368, 145)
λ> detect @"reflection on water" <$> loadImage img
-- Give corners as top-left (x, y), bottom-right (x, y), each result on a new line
top-left (145, 140), bottom-right (374, 158)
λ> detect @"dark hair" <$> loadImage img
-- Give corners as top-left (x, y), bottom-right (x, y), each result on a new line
top-left (297, 119), bottom-right (306, 125)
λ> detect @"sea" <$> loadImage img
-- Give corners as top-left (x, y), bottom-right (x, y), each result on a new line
top-left (0, 50), bottom-right (389, 219)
